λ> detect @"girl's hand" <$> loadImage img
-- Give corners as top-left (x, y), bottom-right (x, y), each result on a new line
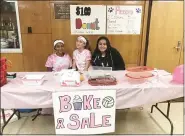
top-left (72, 60), bottom-right (76, 70)
top-left (84, 60), bottom-right (91, 71)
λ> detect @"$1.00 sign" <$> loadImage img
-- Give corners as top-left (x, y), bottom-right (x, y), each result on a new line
top-left (70, 5), bottom-right (106, 35)
top-left (76, 6), bottom-right (91, 16)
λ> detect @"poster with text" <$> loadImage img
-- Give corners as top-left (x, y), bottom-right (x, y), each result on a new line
top-left (54, 3), bottom-right (70, 19)
top-left (52, 90), bottom-right (116, 134)
top-left (107, 6), bottom-right (142, 34)
top-left (70, 5), bottom-right (106, 35)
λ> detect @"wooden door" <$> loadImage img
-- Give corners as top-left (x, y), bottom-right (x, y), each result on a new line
top-left (179, 38), bottom-right (184, 65)
top-left (18, 1), bottom-right (52, 71)
top-left (146, 1), bottom-right (183, 72)
top-left (18, 1), bottom-right (51, 34)
top-left (22, 34), bottom-right (52, 71)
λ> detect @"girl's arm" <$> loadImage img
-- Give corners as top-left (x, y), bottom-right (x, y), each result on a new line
top-left (84, 60), bottom-right (91, 71)
top-left (72, 59), bottom-right (77, 70)
top-left (68, 54), bottom-right (73, 69)
top-left (47, 67), bottom-right (53, 71)
top-left (112, 48), bottom-right (125, 70)
top-left (45, 55), bottom-right (53, 72)
top-left (84, 50), bottom-right (92, 71)
top-left (72, 51), bottom-right (77, 70)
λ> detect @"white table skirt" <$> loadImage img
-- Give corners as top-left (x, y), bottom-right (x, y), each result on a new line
top-left (1, 71), bottom-right (183, 109)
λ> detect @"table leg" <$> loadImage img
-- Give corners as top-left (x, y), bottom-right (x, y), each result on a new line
top-left (150, 102), bottom-right (173, 135)
top-left (1, 109), bottom-right (19, 134)
top-left (2, 109), bottom-right (6, 125)
top-left (151, 103), bottom-right (158, 113)
top-left (16, 110), bottom-right (21, 119)
top-left (32, 108), bottom-right (42, 121)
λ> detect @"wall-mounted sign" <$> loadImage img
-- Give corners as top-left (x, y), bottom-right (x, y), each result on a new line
top-left (54, 3), bottom-right (70, 19)
top-left (53, 90), bottom-right (116, 134)
top-left (107, 6), bottom-right (142, 35)
top-left (70, 5), bottom-right (106, 35)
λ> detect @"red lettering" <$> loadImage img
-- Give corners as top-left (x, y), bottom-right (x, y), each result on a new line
top-left (76, 18), bottom-right (82, 29)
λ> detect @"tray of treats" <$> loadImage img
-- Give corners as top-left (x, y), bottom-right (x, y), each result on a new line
top-left (88, 75), bottom-right (117, 86)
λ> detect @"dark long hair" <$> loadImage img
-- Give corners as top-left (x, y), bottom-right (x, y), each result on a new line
top-left (94, 36), bottom-right (112, 56)
top-left (92, 36), bottom-right (114, 68)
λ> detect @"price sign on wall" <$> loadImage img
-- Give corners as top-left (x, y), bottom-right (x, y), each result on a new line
top-left (76, 6), bottom-right (91, 16)
top-left (70, 5), bottom-right (106, 35)
top-left (107, 6), bottom-right (142, 34)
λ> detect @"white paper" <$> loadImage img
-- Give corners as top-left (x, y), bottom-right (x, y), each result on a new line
top-left (23, 74), bottom-right (45, 80)
top-left (107, 6), bottom-right (142, 34)
top-left (60, 70), bottom-right (80, 86)
top-left (153, 70), bottom-right (171, 76)
top-left (70, 5), bottom-right (106, 35)
top-left (53, 90), bottom-right (116, 134)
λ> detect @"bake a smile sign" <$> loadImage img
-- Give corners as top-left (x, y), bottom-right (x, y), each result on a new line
top-left (52, 90), bottom-right (116, 134)
top-left (70, 5), bottom-right (106, 35)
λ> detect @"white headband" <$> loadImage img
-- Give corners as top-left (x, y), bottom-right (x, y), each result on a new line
top-left (54, 40), bottom-right (64, 47)
top-left (77, 36), bottom-right (87, 45)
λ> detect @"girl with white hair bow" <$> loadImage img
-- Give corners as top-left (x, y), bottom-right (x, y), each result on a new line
top-left (72, 36), bottom-right (92, 72)
top-left (45, 40), bottom-right (72, 72)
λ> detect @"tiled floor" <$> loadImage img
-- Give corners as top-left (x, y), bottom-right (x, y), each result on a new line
top-left (2, 103), bottom-right (184, 135)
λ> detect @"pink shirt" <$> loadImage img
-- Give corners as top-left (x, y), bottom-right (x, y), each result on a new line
top-left (73, 49), bottom-right (91, 71)
top-left (45, 53), bottom-right (72, 72)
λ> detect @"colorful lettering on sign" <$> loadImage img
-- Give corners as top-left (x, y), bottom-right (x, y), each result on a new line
top-left (56, 94), bottom-right (115, 131)
top-left (115, 6), bottom-right (133, 15)
top-left (59, 95), bottom-right (105, 112)
top-left (59, 95), bottom-right (72, 112)
top-left (56, 118), bottom-right (65, 129)
top-left (75, 18), bottom-right (100, 30)
top-left (56, 113), bottom-right (111, 130)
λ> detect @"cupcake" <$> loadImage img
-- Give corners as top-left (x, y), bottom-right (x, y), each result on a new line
top-left (73, 95), bottom-right (83, 110)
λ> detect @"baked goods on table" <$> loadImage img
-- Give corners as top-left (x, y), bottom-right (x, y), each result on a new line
top-left (54, 69), bottom-right (81, 86)
top-left (88, 75), bottom-right (117, 86)
top-left (80, 74), bottom-right (84, 81)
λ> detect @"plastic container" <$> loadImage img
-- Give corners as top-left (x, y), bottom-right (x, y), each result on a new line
top-left (172, 65), bottom-right (184, 84)
top-left (126, 66), bottom-right (154, 79)
top-left (0, 58), bottom-right (9, 87)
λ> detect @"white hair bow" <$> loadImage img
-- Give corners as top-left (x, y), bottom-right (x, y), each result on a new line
top-left (54, 40), bottom-right (64, 47)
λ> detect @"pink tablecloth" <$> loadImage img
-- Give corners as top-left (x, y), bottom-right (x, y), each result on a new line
top-left (1, 71), bottom-right (183, 109)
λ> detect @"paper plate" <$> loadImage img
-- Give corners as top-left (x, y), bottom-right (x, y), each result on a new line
top-left (125, 72), bottom-right (154, 79)
top-left (126, 66), bottom-right (154, 72)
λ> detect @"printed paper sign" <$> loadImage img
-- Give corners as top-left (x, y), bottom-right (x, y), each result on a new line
top-left (107, 6), bottom-right (142, 34)
top-left (70, 5), bottom-right (106, 35)
top-left (52, 90), bottom-right (116, 134)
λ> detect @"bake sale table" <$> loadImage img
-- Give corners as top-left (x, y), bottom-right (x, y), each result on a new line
top-left (1, 71), bottom-right (183, 134)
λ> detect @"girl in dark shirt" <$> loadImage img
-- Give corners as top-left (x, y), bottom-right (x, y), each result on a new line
top-left (92, 36), bottom-right (125, 70)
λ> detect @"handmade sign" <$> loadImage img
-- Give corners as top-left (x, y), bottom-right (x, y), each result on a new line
top-left (70, 5), bottom-right (106, 35)
top-left (52, 90), bottom-right (116, 134)
top-left (107, 6), bottom-right (142, 34)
